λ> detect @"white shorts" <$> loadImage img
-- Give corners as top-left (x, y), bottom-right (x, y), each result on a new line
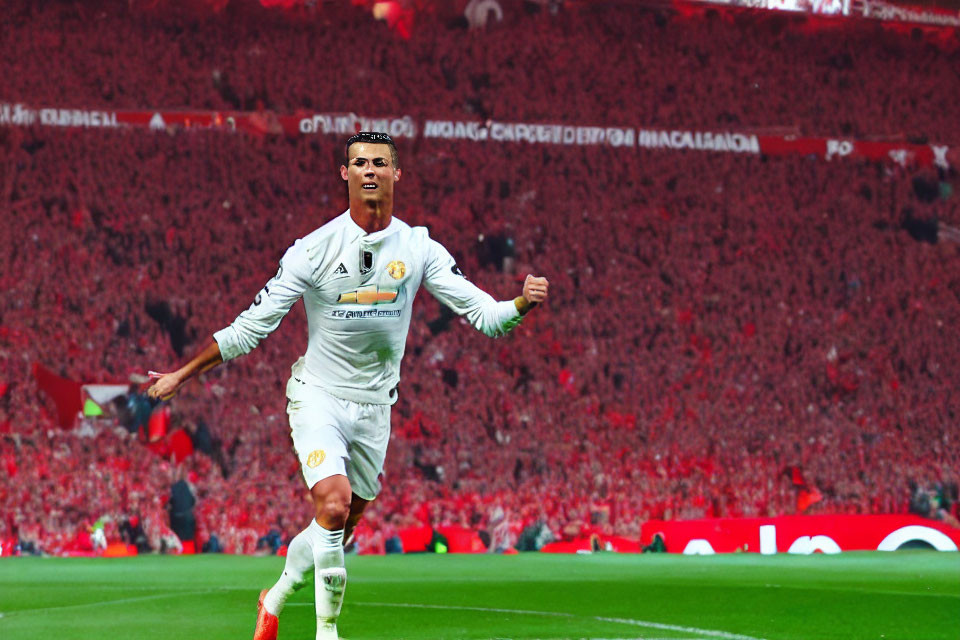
top-left (285, 359), bottom-right (391, 500)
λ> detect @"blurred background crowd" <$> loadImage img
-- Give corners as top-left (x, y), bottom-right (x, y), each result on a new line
top-left (1, 0), bottom-right (958, 556)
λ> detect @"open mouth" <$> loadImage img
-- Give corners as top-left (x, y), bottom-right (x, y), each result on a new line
top-left (362, 182), bottom-right (378, 190)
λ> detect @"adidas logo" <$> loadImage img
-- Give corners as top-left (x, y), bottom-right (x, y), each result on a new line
top-left (333, 263), bottom-right (348, 275)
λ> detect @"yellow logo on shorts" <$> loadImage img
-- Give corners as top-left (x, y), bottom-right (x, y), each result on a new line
top-left (387, 260), bottom-right (406, 280)
top-left (306, 449), bottom-right (326, 468)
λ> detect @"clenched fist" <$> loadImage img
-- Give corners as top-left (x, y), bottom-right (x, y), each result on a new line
top-left (146, 370), bottom-right (185, 401)
top-left (523, 274), bottom-right (549, 305)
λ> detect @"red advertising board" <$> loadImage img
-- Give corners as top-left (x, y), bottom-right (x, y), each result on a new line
top-left (641, 514), bottom-right (960, 554)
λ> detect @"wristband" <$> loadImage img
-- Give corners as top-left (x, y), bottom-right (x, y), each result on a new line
top-left (514, 297), bottom-right (538, 315)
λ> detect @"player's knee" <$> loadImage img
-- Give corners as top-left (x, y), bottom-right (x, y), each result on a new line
top-left (315, 495), bottom-right (350, 529)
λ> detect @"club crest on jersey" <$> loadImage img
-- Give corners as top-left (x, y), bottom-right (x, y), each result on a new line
top-left (337, 284), bottom-right (398, 305)
top-left (386, 260), bottom-right (406, 280)
top-left (306, 449), bottom-right (326, 468)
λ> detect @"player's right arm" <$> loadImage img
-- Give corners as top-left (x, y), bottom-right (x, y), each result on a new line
top-left (147, 239), bottom-right (314, 400)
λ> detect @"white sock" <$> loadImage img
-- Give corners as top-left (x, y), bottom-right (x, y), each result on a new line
top-left (263, 519), bottom-right (322, 616)
top-left (313, 524), bottom-right (346, 640)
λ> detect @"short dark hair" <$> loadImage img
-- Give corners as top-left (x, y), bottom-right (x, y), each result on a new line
top-left (344, 131), bottom-right (400, 169)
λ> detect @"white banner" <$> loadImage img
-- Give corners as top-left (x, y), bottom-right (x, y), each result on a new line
top-left (0, 101), bottom-right (947, 168)
top-left (82, 384), bottom-right (129, 405)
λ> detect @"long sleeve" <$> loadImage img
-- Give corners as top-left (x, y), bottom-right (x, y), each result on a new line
top-left (421, 236), bottom-right (522, 338)
top-left (213, 240), bottom-right (314, 361)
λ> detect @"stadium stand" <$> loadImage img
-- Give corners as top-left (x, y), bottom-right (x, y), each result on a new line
top-left (1, 0), bottom-right (958, 554)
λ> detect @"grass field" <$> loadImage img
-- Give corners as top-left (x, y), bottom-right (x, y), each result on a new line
top-left (0, 551), bottom-right (957, 640)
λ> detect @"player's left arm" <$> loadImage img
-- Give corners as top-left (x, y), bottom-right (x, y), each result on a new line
top-left (515, 274), bottom-right (549, 315)
top-left (421, 234), bottom-right (549, 337)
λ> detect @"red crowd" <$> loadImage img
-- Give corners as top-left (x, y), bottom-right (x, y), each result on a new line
top-left (3, 0), bottom-right (960, 140)
top-left (1, 0), bottom-right (958, 555)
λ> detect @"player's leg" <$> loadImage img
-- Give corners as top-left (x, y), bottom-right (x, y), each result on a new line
top-left (343, 493), bottom-right (371, 547)
top-left (256, 519), bottom-right (317, 640)
top-left (257, 477), bottom-right (349, 640)
top-left (309, 474), bottom-right (351, 640)
top-left (255, 367), bottom-right (350, 640)
top-left (260, 498), bottom-right (337, 616)
top-left (260, 476), bottom-right (351, 640)
top-left (308, 398), bottom-right (388, 640)
top-left (342, 401), bottom-right (391, 548)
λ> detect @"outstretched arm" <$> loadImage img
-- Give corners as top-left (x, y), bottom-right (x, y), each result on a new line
top-left (422, 234), bottom-right (549, 337)
top-left (146, 238), bottom-right (313, 400)
top-left (147, 339), bottom-right (223, 401)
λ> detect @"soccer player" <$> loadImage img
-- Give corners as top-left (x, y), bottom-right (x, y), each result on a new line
top-left (146, 132), bottom-right (549, 640)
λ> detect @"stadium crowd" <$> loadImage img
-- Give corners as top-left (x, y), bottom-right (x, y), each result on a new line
top-left (3, 0), bottom-right (959, 140)
top-left (1, 0), bottom-right (959, 554)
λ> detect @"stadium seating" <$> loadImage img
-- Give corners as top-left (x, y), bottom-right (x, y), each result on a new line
top-left (1, 0), bottom-right (958, 554)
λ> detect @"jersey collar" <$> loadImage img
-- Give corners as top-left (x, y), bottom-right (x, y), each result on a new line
top-left (343, 209), bottom-right (404, 245)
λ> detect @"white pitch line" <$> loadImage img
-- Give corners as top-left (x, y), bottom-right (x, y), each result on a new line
top-left (596, 617), bottom-right (762, 640)
top-left (1, 592), bottom-right (765, 640)
top-left (0, 589), bottom-right (218, 616)
top-left (288, 601), bottom-right (765, 640)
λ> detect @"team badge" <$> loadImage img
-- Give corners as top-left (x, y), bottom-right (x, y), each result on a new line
top-left (306, 449), bottom-right (326, 468)
top-left (387, 260), bottom-right (406, 280)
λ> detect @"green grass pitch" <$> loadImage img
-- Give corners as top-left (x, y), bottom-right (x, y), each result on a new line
top-left (0, 551), bottom-right (957, 639)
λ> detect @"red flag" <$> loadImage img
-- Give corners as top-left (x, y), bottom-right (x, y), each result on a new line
top-left (32, 363), bottom-right (82, 428)
top-left (797, 488), bottom-right (823, 513)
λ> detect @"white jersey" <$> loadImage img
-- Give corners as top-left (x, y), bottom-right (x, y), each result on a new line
top-left (213, 210), bottom-right (523, 405)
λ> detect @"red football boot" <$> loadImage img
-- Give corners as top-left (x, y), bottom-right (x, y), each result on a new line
top-left (253, 589), bottom-right (279, 640)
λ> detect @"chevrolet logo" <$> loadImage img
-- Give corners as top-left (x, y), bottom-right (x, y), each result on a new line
top-left (337, 285), bottom-right (398, 305)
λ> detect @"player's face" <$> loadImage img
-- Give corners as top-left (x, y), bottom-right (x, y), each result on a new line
top-left (340, 142), bottom-right (401, 205)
